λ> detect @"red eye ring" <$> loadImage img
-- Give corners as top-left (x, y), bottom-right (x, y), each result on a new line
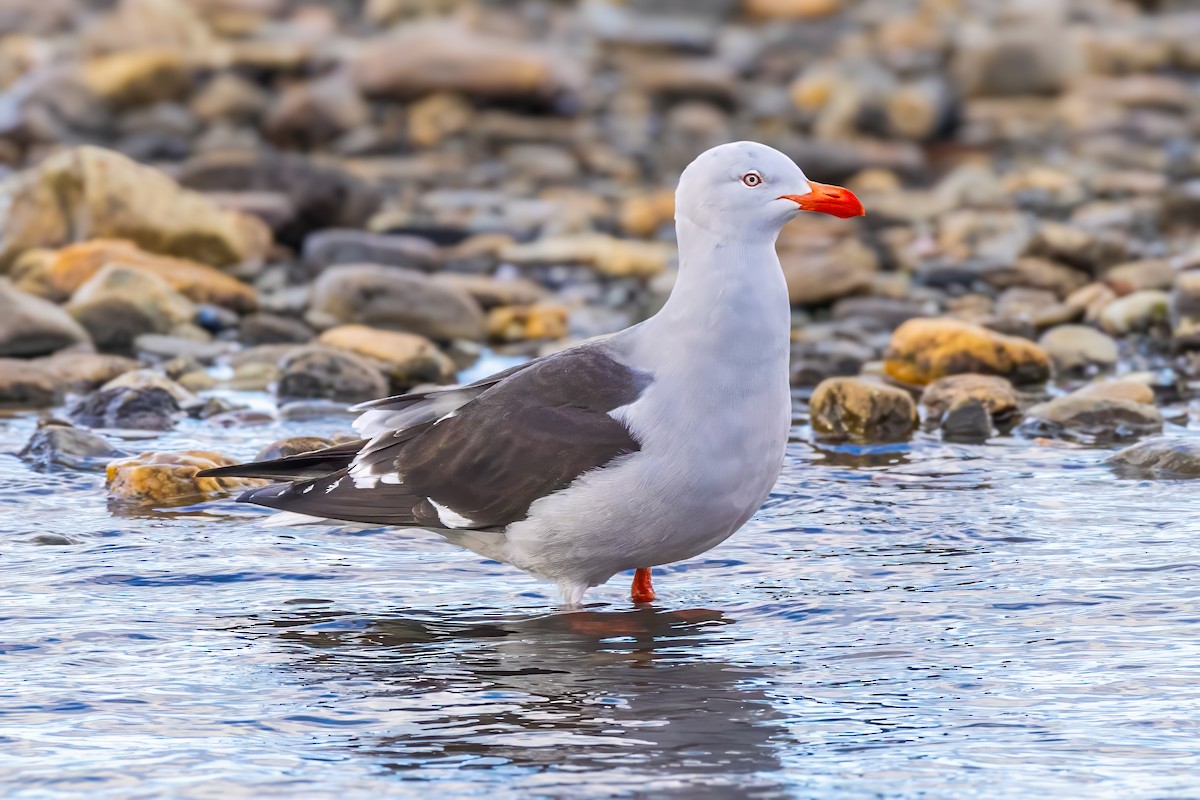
top-left (742, 172), bottom-right (763, 187)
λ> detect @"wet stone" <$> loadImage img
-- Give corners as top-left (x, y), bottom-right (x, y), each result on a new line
top-left (106, 451), bottom-right (267, 505)
top-left (19, 423), bottom-right (126, 471)
top-left (1107, 438), bottom-right (1200, 478)
top-left (809, 377), bottom-right (917, 443)
top-left (920, 374), bottom-right (1020, 430)
top-left (255, 436), bottom-right (337, 461)
top-left (939, 398), bottom-right (993, 443)
top-left (1017, 394), bottom-right (1163, 444)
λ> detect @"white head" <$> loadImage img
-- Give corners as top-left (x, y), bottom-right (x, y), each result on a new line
top-left (674, 141), bottom-right (864, 239)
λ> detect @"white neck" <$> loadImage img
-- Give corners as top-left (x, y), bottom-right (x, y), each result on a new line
top-left (636, 215), bottom-right (792, 370)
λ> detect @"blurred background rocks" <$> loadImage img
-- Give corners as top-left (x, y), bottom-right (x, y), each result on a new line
top-left (2, 0), bottom-right (1200, 476)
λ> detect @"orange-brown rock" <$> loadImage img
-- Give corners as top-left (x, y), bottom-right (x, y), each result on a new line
top-left (15, 239), bottom-right (257, 312)
top-left (618, 189), bottom-right (675, 238)
top-left (884, 318), bottom-right (1051, 386)
top-left (106, 451), bottom-right (267, 504)
top-left (487, 303), bottom-right (570, 342)
top-left (79, 48), bottom-right (191, 107)
top-left (317, 324), bottom-right (455, 391)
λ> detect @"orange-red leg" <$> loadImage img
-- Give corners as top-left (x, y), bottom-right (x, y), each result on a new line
top-left (631, 567), bottom-right (656, 603)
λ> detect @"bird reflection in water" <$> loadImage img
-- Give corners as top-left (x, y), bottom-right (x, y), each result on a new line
top-left (242, 605), bottom-right (791, 798)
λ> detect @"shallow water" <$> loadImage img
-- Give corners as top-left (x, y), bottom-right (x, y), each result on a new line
top-left (3, 382), bottom-right (1200, 798)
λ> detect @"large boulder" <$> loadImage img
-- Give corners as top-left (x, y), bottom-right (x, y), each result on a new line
top-left (15, 239), bottom-right (257, 312)
top-left (106, 451), bottom-right (267, 504)
top-left (884, 318), bottom-right (1051, 386)
top-left (309, 264), bottom-right (486, 342)
top-left (0, 278), bottom-right (91, 357)
top-left (809, 377), bottom-right (917, 442)
top-left (317, 324), bottom-right (455, 392)
top-left (0, 146), bottom-right (270, 269)
top-left (66, 265), bottom-right (196, 352)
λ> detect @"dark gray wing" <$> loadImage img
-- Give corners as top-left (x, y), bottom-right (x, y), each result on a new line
top-left (236, 345), bottom-right (652, 529)
top-left (198, 360), bottom-right (539, 482)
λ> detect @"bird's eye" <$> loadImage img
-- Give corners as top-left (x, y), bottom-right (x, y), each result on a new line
top-left (741, 172), bottom-right (763, 187)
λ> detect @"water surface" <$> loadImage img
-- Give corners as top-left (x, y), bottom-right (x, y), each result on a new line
top-left (2, 394), bottom-right (1199, 798)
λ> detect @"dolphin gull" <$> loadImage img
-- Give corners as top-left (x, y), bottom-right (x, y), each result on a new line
top-left (199, 141), bottom-right (865, 605)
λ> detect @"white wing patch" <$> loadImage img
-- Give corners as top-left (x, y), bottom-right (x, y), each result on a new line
top-left (262, 510), bottom-right (330, 527)
top-left (429, 499), bottom-right (474, 529)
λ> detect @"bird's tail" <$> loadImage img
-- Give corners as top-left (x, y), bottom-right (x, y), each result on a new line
top-left (196, 439), bottom-right (365, 482)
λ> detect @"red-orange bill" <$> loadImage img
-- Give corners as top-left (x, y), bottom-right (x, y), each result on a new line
top-left (780, 181), bottom-right (865, 219)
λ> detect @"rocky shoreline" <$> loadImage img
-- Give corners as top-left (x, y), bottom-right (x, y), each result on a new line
top-left (2, 0), bottom-right (1199, 503)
